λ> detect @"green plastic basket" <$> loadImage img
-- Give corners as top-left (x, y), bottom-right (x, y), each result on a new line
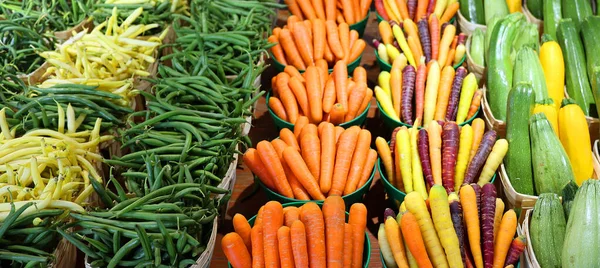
top-left (228, 202), bottom-right (372, 268)
top-left (350, 10), bottom-right (371, 37)
top-left (266, 91), bottom-right (370, 130)
top-left (376, 100), bottom-right (480, 130)
top-left (379, 253), bottom-right (520, 268)
top-left (258, 160), bottom-right (376, 207)
top-left (272, 53), bottom-right (363, 74)
top-left (375, 47), bottom-right (466, 72)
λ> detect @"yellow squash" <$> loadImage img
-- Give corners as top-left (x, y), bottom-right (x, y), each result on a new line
top-left (539, 40), bottom-right (565, 110)
top-left (506, 0), bottom-right (522, 13)
top-left (558, 98), bottom-right (594, 185)
top-left (533, 98), bottom-right (559, 137)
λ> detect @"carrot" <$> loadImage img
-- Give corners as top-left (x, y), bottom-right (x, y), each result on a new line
top-left (339, 23), bottom-right (351, 63)
top-left (415, 0), bottom-right (429, 20)
top-left (284, 207), bottom-right (300, 227)
top-left (375, 0), bottom-right (390, 20)
top-left (291, 117), bottom-right (307, 140)
top-left (326, 21), bottom-right (345, 61)
top-left (300, 202), bottom-right (327, 267)
top-left (441, 122), bottom-right (459, 193)
top-left (448, 193), bottom-right (467, 265)
top-left (468, 118), bottom-right (484, 161)
top-left (280, 128), bottom-right (299, 151)
top-left (401, 65), bottom-right (416, 125)
top-left (384, 216), bottom-right (410, 268)
top-left (345, 83), bottom-right (367, 121)
top-left (430, 178), bottom-right (462, 268)
top-left (445, 48), bottom-right (456, 67)
top-left (279, 29), bottom-right (306, 70)
top-left (322, 196), bottom-right (346, 267)
top-left (308, 21), bottom-right (325, 62)
top-left (301, 132), bottom-right (321, 183)
top-left (429, 15), bottom-right (440, 61)
top-left (277, 226), bottom-right (295, 268)
top-left (329, 103), bottom-right (346, 125)
top-left (359, 88), bottom-right (372, 115)
top-left (466, 90), bottom-right (482, 120)
top-left (347, 39), bottom-right (365, 64)
top-left (433, 66), bottom-right (456, 120)
top-left (400, 212), bottom-right (433, 268)
top-left (244, 148), bottom-right (276, 190)
top-left (397, 127), bottom-right (413, 193)
top-left (437, 24), bottom-right (456, 70)
top-left (426, 0), bottom-right (436, 16)
top-left (251, 224), bottom-right (265, 267)
top-left (464, 130), bottom-right (496, 184)
top-left (305, 66), bottom-right (324, 123)
top-left (284, 0), bottom-right (304, 19)
top-left (326, 0), bottom-right (337, 20)
top-left (255, 206), bottom-right (265, 228)
top-left (287, 15), bottom-right (301, 31)
top-left (460, 184), bottom-right (483, 268)
top-left (379, 21), bottom-right (395, 45)
top-left (407, 37), bottom-right (422, 65)
top-left (415, 129), bottom-right (433, 188)
top-left (322, 75), bottom-right (337, 113)
top-left (454, 124), bottom-right (473, 190)
top-left (222, 232), bottom-right (252, 268)
top-left (349, 29), bottom-right (359, 52)
top-left (376, 137), bottom-right (395, 185)
top-left (353, 0), bottom-right (362, 23)
top-left (311, 0), bottom-right (325, 19)
top-left (257, 141), bottom-right (294, 198)
top-left (284, 65), bottom-right (304, 83)
top-left (433, 0), bottom-right (447, 17)
top-left (349, 203), bottom-right (367, 268)
top-left (343, 129), bottom-right (372, 195)
top-left (289, 76), bottom-right (310, 117)
top-left (353, 67), bottom-right (367, 86)
top-left (304, 20), bottom-right (313, 39)
top-left (341, 0), bottom-right (355, 23)
top-left (395, 0), bottom-right (410, 19)
top-left (404, 19), bottom-right (423, 55)
top-left (269, 35), bottom-right (288, 66)
top-left (423, 61), bottom-right (440, 126)
top-left (493, 198), bottom-right (505, 242)
top-left (440, 2), bottom-right (459, 24)
top-left (358, 149), bottom-right (378, 188)
top-left (416, 20), bottom-right (431, 63)
top-left (276, 73), bottom-right (300, 124)
top-left (292, 22), bottom-right (315, 67)
top-left (428, 120), bottom-right (442, 185)
top-left (392, 24), bottom-right (416, 67)
top-left (330, 126), bottom-right (360, 196)
top-left (297, 0), bottom-right (317, 19)
top-left (445, 67), bottom-right (467, 121)
top-left (504, 236), bottom-right (527, 266)
top-left (337, 13), bottom-right (346, 24)
top-left (340, 223), bottom-right (354, 267)
top-left (262, 201), bottom-right (284, 268)
top-left (413, 64), bottom-right (427, 122)
top-left (491, 210), bottom-right (516, 268)
top-left (319, 123), bottom-right (337, 194)
top-left (273, 139), bottom-right (311, 200)
top-left (406, 0), bottom-right (417, 19)
top-left (360, 0), bottom-right (373, 18)
top-left (233, 214), bottom-right (252, 253)
top-left (334, 61), bottom-right (349, 112)
top-left (481, 183), bottom-right (497, 268)
top-left (282, 147), bottom-right (326, 199)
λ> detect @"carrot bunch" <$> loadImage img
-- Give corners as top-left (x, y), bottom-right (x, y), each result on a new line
top-left (284, 0), bottom-right (372, 24)
top-left (244, 123), bottom-right (377, 200)
top-left (378, 183), bottom-right (525, 268)
top-left (376, 118), bottom-right (508, 196)
top-left (269, 17), bottom-right (366, 70)
top-left (269, 61), bottom-right (372, 125)
top-left (375, 61), bottom-right (482, 126)
top-left (222, 198), bottom-right (368, 268)
top-left (375, 19), bottom-right (466, 68)
top-left (374, 0), bottom-right (459, 24)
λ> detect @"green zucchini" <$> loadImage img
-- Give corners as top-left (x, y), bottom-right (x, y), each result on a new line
top-left (505, 82), bottom-right (535, 195)
top-left (557, 19), bottom-right (596, 116)
top-left (543, 0), bottom-right (562, 40)
top-left (530, 113), bottom-right (576, 195)
top-left (459, 0), bottom-right (485, 24)
top-left (470, 28), bottom-right (485, 66)
top-left (487, 13), bottom-right (525, 121)
top-left (484, 15), bottom-right (502, 64)
top-left (561, 180), bottom-right (579, 222)
top-left (513, 47), bottom-right (548, 102)
top-left (530, 193), bottom-right (566, 268)
top-left (562, 180), bottom-right (600, 267)
top-left (512, 23), bottom-right (541, 63)
top-left (527, 0), bottom-right (543, 19)
top-left (561, 0), bottom-right (593, 32)
top-left (580, 16), bottom-right (600, 93)
top-left (484, 0), bottom-right (510, 24)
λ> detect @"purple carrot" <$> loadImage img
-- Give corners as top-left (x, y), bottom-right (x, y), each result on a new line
top-left (418, 129), bottom-right (435, 188)
top-left (471, 183), bottom-right (482, 218)
top-left (446, 67), bottom-right (468, 121)
top-left (441, 22), bottom-right (450, 33)
top-left (464, 130), bottom-right (497, 184)
top-left (407, 0), bottom-right (417, 20)
top-left (402, 65), bottom-right (416, 125)
top-left (437, 120), bottom-right (446, 128)
top-left (504, 235), bottom-right (527, 266)
top-left (449, 197), bottom-right (467, 265)
top-left (426, 0), bottom-right (436, 17)
top-left (393, 40), bottom-right (401, 51)
top-left (457, 33), bottom-right (467, 45)
top-left (418, 18), bottom-right (432, 62)
top-left (481, 183), bottom-right (497, 268)
top-left (372, 39), bottom-right (382, 48)
top-left (389, 127), bottom-right (402, 157)
top-left (442, 122), bottom-right (459, 193)
top-left (384, 208), bottom-right (397, 219)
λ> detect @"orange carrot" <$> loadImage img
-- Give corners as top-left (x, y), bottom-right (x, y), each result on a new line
top-left (300, 202), bottom-right (327, 267)
top-left (276, 72), bottom-right (299, 123)
top-left (244, 148), bottom-right (276, 190)
top-left (330, 126), bottom-right (361, 196)
top-left (345, 83), bottom-right (367, 121)
top-left (277, 226), bottom-right (295, 268)
top-left (330, 103), bottom-right (346, 125)
top-left (337, 13), bottom-right (346, 24)
top-left (251, 224), bottom-right (265, 267)
top-left (433, 66), bottom-right (455, 120)
top-left (326, 0), bottom-right (337, 20)
top-left (429, 15), bottom-right (440, 60)
top-left (334, 61), bottom-right (349, 112)
top-left (358, 149), bottom-right (377, 188)
top-left (284, 0), bottom-right (304, 19)
top-left (290, 220), bottom-right (310, 268)
top-left (492, 210), bottom-right (517, 268)
top-left (233, 214), bottom-right (252, 253)
top-left (396, 0), bottom-right (410, 19)
top-left (272, 139), bottom-right (311, 200)
top-left (292, 22), bottom-right (315, 67)
top-left (257, 141), bottom-right (294, 198)
top-left (284, 207), bottom-right (301, 227)
top-left (305, 66), bottom-right (323, 123)
top-left (297, 0), bottom-right (317, 19)
top-left (269, 35), bottom-right (288, 65)
top-left (323, 196), bottom-right (346, 267)
top-left (324, 40), bottom-right (335, 62)
top-left (272, 76), bottom-right (279, 96)
top-left (353, 67), bottom-right (367, 86)
top-left (300, 123), bottom-right (318, 138)
top-left (294, 116), bottom-right (310, 139)
top-left (304, 19), bottom-right (313, 39)
top-left (360, 0), bottom-right (373, 18)
top-left (339, 23), bottom-right (351, 63)
top-left (347, 39), bottom-right (366, 64)
top-left (312, 0), bottom-right (326, 19)
top-left (343, 223), bottom-right (354, 267)
top-left (446, 48), bottom-right (456, 67)
top-left (341, 0), bottom-right (355, 23)
top-left (379, 21), bottom-right (395, 45)
top-left (376, 137), bottom-right (394, 183)
top-left (281, 128), bottom-right (300, 151)
top-left (287, 15), bottom-right (301, 31)
top-left (415, 0), bottom-right (429, 20)
top-left (326, 20), bottom-right (345, 59)
top-left (262, 201), bottom-right (284, 268)
top-left (323, 75), bottom-right (337, 113)
top-left (289, 76), bottom-right (310, 116)
top-left (349, 30), bottom-right (359, 53)
top-left (407, 36), bottom-right (423, 64)
top-left (440, 2), bottom-right (459, 24)
top-left (466, 90), bottom-right (482, 119)
top-left (283, 147), bottom-right (326, 199)
top-left (284, 65), bottom-right (305, 83)
top-left (470, 118), bottom-right (485, 162)
top-left (404, 19), bottom-right (423, 55)
top-left (301, 132), bottom-right (321, 183)
top-left (344, 129), bottom-right (372, 195)
top-left (255, 206), bottom-right (265, 227)
top-left (359, 88), bottom-right (372, 115)
top-left (312, 19), bottom-right (327, 62)
top-left (401, 212), bottom-right (433, 268)
top-left (319, 122), bottom-right (337, 194)
top-left (222, 233), bottom-right (252, 268)
top-left (334, 126), bottom-right (345, 143)
top-left (390, 66), bottom-right (403, 117)
top-left (353, 0), bottom-right (361, 23)
top-left (349, 203), bottom-right (367, 268)
top-left (415, 63), bottom-right (427, 121)
top-left (279, 29), bottom-right (306, 70)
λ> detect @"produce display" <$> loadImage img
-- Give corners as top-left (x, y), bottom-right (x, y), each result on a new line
top-left (375, 0), bottom-right (459, 23)
top-left (245, 124), bottom-right (376, 200)
top-left (284, 0), bottom-right (372, 24)
top-left (222, 198), bottom-right (368, 268)
top-left (459, 0), bottom-right (511, 24)
top-left (377, 118), bottom-right (507, 196)
top-left (269, 17), bottom-right (366, 70)
top-left (379, 183), bottom-right (525, 268)
top-left (269, 62), bottom-right (372, 125)
top-left (375, 20), bottom-right (466, 69)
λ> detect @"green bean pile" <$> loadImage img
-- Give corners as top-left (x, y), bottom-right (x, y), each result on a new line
top-left (92, 0), bottom-right (189, 27)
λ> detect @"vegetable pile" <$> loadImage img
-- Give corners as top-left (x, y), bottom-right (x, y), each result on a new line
top-left (222, 198), bottom-right (368, 268)
top-left (379, 183), bottom-right (524, 268)
top-left (284, 0), bottom-right (372, 23)
top-left (375, 0), bottom-right (459, 23)
top-left (245, 123), bottom-right (376, 200)
top-left (269, 62), bottom-right (372, 125)
top-left (376, 118), bottom-right (508, 196)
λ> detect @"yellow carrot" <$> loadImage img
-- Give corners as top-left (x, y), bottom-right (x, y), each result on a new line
top-left (385, 217), bottom-right (410, 268)
top-left (397, 127), bottom-right (413, 193)
top-left (477, 139), bottom-right (508, 185)
top-left (456, 73), bottom-right (478, 124)
top-left (392, 54), bottom-right (408, 71)
top-left (379, 71), bottom-right (392, 97)
top-left (376, 86), bottom-right (401, 121)
top-left (423, 61), bottom-right (440, 127)
top-left (434, 0), bottom-right (448, 17)
top-left (405, 192), bottom-right (448, 268)
top-left (384, 0), bottom-right (402, 21)
top-left (410, 126), bottom-right (427, 199)
top-left (493, 198), bottom-right (505, 243)
top-left (454, 125), bottom-right (473, 190)
top-left (428, 121), bottom-right (442, 185)
top-left (492, 210), bottom-right (517, 268)
top-left (376, 137), bottom-right (395, 185)
top-left (469, 118), bottom-right (485, 162)
top-left (430, 185), bottom-right (463, 268)
top-left (386, 43), bottom-right (402, 62)
top-left (392, 25), bottom-right (416, 67)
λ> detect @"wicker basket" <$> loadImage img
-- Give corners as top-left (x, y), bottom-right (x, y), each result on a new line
top-left (191, 217), bottom-right (219, 267)
top-left (520, 209), bottom-right (539, 268)
top-left (48, 237), bottom-right (78, 268)
top-left (465, 34), bottom-right (485, 81)
top-left (54, 18), bottom-right (94, 41)
top-left (481, 85), bottom-right (507, 138)
top-left (593, 140), bottom-right (600, 175)
top-left (457, 10), bottom-right (486, 36)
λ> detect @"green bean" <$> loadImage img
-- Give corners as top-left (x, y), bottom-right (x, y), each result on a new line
top-left (135, 225), bottom-right (152, 261)
top-left (0, 202), bottom-right (34, 239)
top-left (57, 228), bottom-right (100, 259)
top-left (107, 238), bottom-right (140, 268)
top-left (0, 250), bottom-right (48, 263)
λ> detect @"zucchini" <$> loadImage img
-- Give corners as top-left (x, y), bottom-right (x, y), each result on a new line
top-left (513, 47), bottom-right (548, 102)
top-left (580, 16), bottom-right (600, 93)
top-left (505, 82), bottom-right (535, 195)
top-left (484, 15), bottom-right (502, 64)
top-left (562, 180), bottom-right (600, 267)
top-left (470, 28), bottom-right (485, 66)
top-left (530, 113), bottom-right (575, 195)
top-left (513, 23), bottom-right (540, 54)
top-left (561, 180), bottom-right (579, 222)
top-left (527, 0), bottom-right (543, 19)
top-left (484, 0), bottom-right (510, 24)
top-left (557, 19), bottom-right (596, 116)
top-left (561, 0), bottom-right (593, 32)
top-left (543, 0), bottom-right (562, 40)
top-left (459, 0), bottom-right (485, 24)
top-left (530, 193), bottom-right (566, 268)
top-left (487, 13), bottom-right (525, 121)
